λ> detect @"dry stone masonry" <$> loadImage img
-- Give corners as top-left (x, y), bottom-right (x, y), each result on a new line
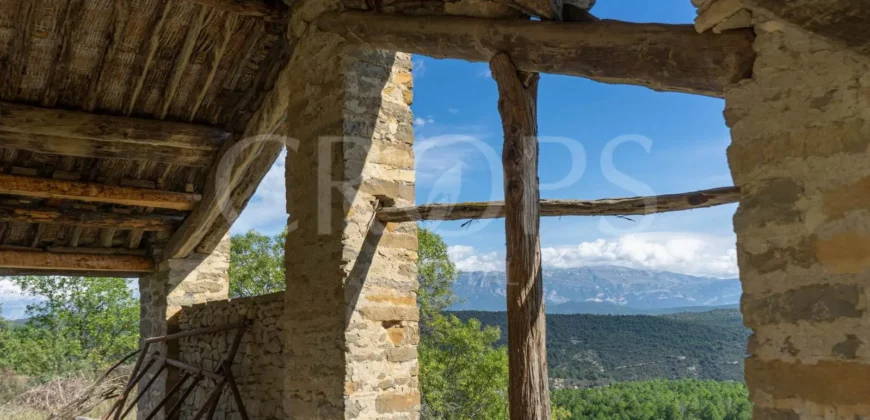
top-left (138, 235), bottom-right (231, 419)
top-left (177, 293), bottom-right (286, 419)
top-left (702, 3), bottom-right (870, 418)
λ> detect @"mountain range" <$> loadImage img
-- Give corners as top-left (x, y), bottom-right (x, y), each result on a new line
top-left (450, 265), bottom-right (742, 313)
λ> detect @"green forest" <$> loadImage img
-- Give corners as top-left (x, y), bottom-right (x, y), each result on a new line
top-left (453, 309), bottom-right (749, 385)
top-left (0, 228), bottom-right (751, 419)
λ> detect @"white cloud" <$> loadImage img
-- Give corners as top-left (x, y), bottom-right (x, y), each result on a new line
top-left (448, 108), bottom-right (459, 114)
top-left (231, 150), bottom-right (287, 235)
top-left (412, 58), bottom-right (427, 78)
top-left (448, 245), bottom-right (504, 272)
top-left (477, 69), bottom-right (492, 79)
top-left (0, 278), bottom-right (22, 296)
top-left (447, 232), bottom-right (738, 278)
top-left (414, 116), bottom-right (435, 127)
top-left (541, 232), bottom-right (738, 278)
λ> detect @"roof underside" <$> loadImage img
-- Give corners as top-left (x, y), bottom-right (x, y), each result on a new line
top-left (0, 0), bottom-right (288, 269)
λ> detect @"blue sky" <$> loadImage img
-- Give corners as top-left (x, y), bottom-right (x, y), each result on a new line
top-left (231, 0), bottom-right (739, 278)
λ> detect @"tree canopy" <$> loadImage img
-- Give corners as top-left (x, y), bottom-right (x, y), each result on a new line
top-left (0, 276), bottom-right (138, 377)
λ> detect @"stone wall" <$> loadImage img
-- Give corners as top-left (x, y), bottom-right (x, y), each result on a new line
top-left (138, 234), bottom-right (231, 419)
top-left (722, 11), bottom-right (870, 420)
top-left (176, 293), bottom-right (286, 420)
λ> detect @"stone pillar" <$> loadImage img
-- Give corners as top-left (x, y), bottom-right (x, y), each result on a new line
top-left (137, 235), bottom-right (230, 419)
top-left (282, 30), bottom-right (419, 420)
top-left (725, 15), bottom-right (870, 420)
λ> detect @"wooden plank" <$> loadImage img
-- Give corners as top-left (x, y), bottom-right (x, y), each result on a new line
top-left (0, 249), bottom-right (154, 272)
top-left (316, 12), bottom-right (756, 97)
top-left (0, 268), bottom-right (148, 277)
top-left (0, 102), bottom-right (229, 151)
top-left (46, 246), bottom-right (148, 256)
top-left (491, 52), bottom-right (550, 420)
top-left (377, 187), bottom-right (741, 222)
top-left (0, 174), bottom-right (201, 211)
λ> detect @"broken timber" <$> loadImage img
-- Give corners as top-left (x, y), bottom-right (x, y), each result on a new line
top-left (377, 186), bottom-right (741, 223)
top-left (316, 12), bottom-right (756, 97)
top-left (492, 52), bottom-right (551, 420)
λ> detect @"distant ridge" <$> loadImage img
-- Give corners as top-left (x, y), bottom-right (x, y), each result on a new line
top-left (450, 265), bottom-right (741, 313)
top-left (548, 301), bottom-right (739, 315)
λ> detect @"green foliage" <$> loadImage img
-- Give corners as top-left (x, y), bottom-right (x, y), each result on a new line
top-left (452, 310), bottom-right (749, 384)
top-left (0, 277), bottom-right (138, 377)
top-left (229, 229), bottom-right (287, 298)
top-left (417, 228), bottom-right (460, 322)
top-left (420, 315), bottom-right (509, 419)
top-left (552, 380), bottom-right (752, 420)
top-left (417, 227), bottom-right (509, 419)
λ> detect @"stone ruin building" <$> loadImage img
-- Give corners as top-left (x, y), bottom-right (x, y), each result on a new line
top-left (0, 0), bottom-right (868, 418)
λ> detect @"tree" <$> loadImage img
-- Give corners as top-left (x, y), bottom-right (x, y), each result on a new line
top-left (417, 227), bottom-right (510, 419)
top-left (418, 228), bottom-right (460, 321)
top-left (0, 276), bottom-right (138, 376)
top-left (229, 230), bottom-right (286, 298)
top-left (420, 315), bottom-right (509, 419)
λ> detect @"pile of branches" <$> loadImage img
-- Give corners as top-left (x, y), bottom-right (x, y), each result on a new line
top-left (3, 351), bottom-right (137, 420)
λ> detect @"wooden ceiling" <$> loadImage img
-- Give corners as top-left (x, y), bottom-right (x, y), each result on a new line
top-left (0, 0), bottom-right (289, 275)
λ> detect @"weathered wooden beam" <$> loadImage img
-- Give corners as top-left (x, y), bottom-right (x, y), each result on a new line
top-left (46, 246), bottom-right (148, 256)
top-left (491, 53), bottom-right (550, 420)
top-left (0, 249), bottom-right (154, 272)
top-left (0, 102), bottom-right (227, 166)
top-left (0, 268), bottom-right (148, 277)
top-left (316, 11), bottom-right (756, 97)
top-left (0, 174), bottom-right (200, 211)
top-left (0, 206), bottom-right (180, 231)
top-left (378, 186), bottom-right (741, 222)
top-left (185, 0), bottom-right (288, 20)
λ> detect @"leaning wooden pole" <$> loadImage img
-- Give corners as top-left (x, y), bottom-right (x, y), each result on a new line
top-left (491, 52), bottom-right (550, 419)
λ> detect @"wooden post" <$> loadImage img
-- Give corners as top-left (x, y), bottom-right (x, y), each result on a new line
top-left (491, 52), bottom-right (550, 419)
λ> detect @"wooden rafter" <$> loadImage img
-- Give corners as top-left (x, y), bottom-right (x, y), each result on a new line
top-left (316, 11), bottom-right (756, 97)
top-left (0, 174), bottom-right (201, 211)
top-left (0, 249), bottom-right (154, 273)
top-left (491, 53), bottom-right (550, 419)
top-left (161, 37), bottom-right (293, 260)
top-left (0, 102), bottom-right (228, 166)
top-left (186, 0), bottom-right (288, 20)
top-left (0, 205), bottom-right (181, 231)
top-left (377, 187), bottom-right (741, 222)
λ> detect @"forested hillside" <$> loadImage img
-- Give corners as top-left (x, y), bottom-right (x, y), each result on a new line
top-left (552, 380), bottom-right (752, 420)
top-left (451, 309), bottom-right (749, 386)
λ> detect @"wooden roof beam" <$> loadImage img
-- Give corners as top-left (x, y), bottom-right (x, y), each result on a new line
top-left (0, 174), bottom-right (201, 211)
top-left (0, 249), bottom-right (154, 273)
top-left (186, 0), bottom-right (288, 20)
top-left (0, 205), bottom-right (182, 231)
top-left (378, 187), bottom-right (740, 222)
top-left (0, 102), bottom-right (229, 167)
top-left (316, 12), bottom-right (756, 97)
